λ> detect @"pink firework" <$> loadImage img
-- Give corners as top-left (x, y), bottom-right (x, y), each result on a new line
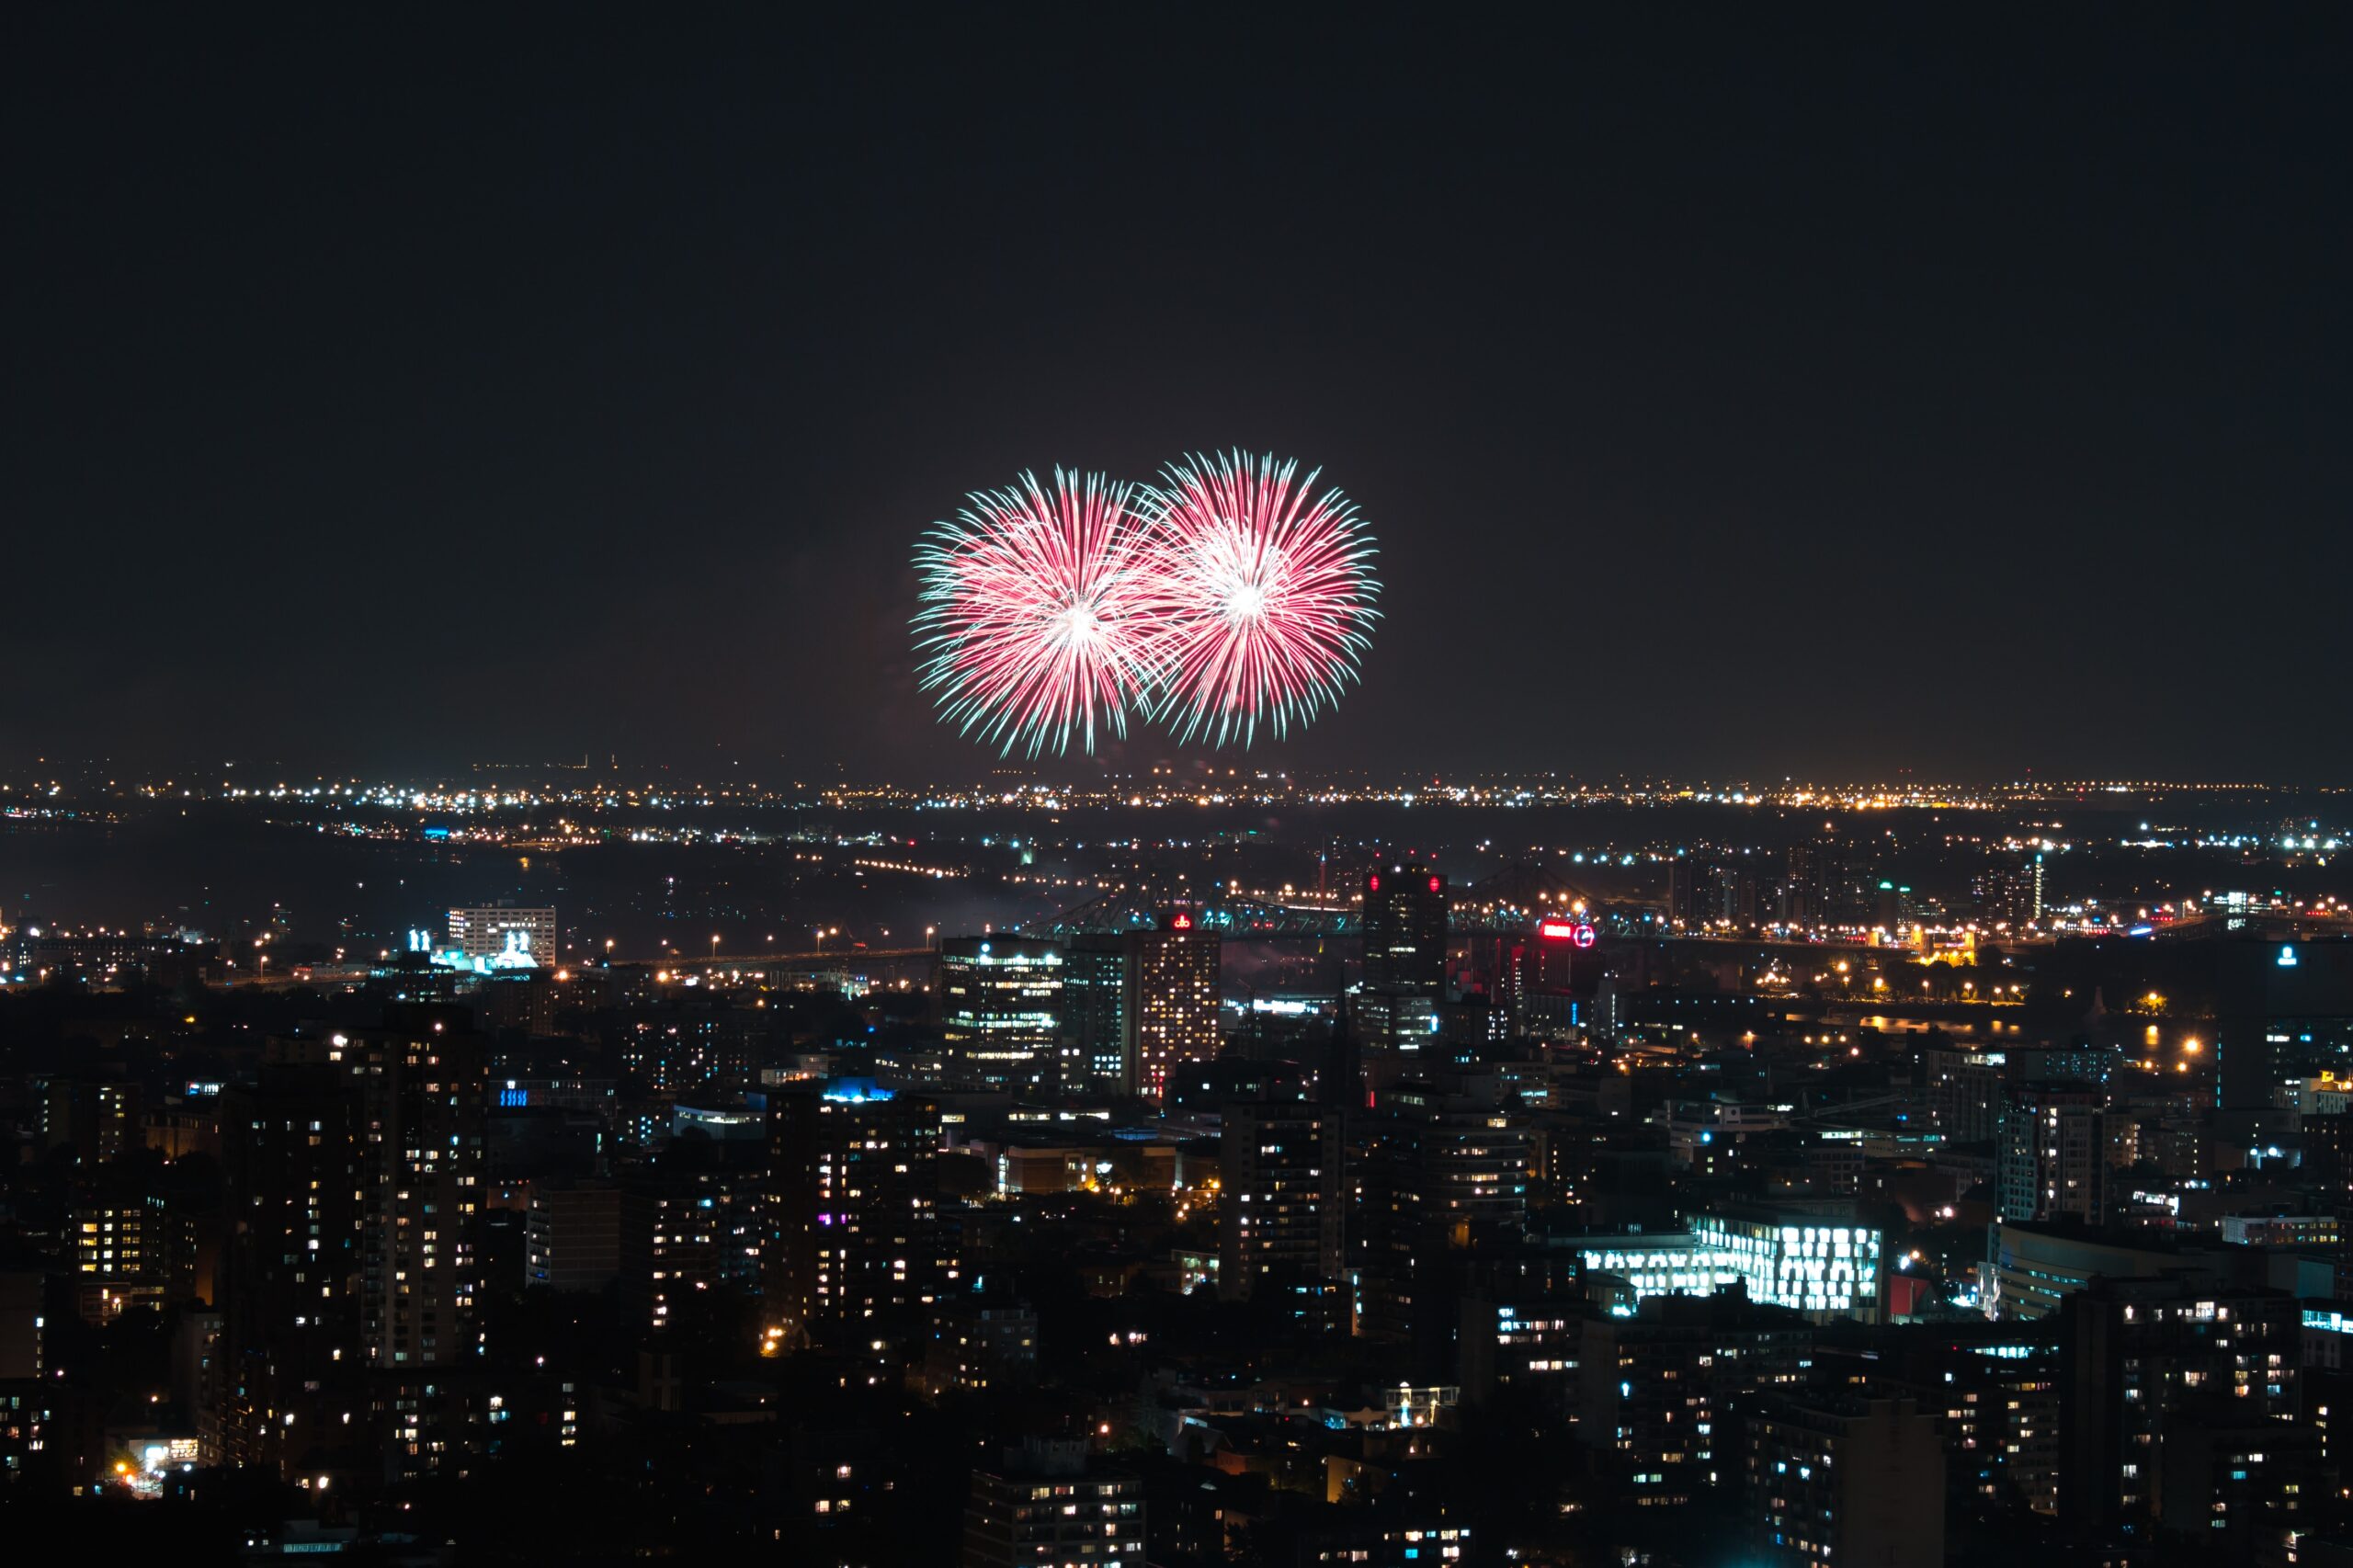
top-left (914, 469), bottom-right (1161, 756)
top-left (1137, 450), bottom-right (1381, 747)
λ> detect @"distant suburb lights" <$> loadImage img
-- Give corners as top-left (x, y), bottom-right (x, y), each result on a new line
top-left (914, 451), bottom-right (1382, 756)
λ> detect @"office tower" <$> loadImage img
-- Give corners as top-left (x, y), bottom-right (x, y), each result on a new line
top-left (2060, 1275), bottom-right (2302, 1542)
top-left (961, 1438), bottom-right (1144, 1568)
top-left (1359, 866), bottom-right (1448, 1051)
top-left (1217, 1102), bottom-right (1329, 1304)
top-left (761, 1081), bottom-right (953, 1349)
top-left (332, 1006), bottom-right (488, 1369)
top-left (1124, 912), bottom-right (1220, 1100)
top-left (1578, 1288), bottom-right (1814, 1507)
top-left (938, 937), bottom-right (1065, 1093)
top-left (1744, 1395), bottom-right (1944, 1568)
top-left (526, 1183), bottom-right (620, 1292)
top-left (1997, 1081), bottom-right (2109, 1226)
top-left (217, 1062), bottom-right (366, 1475)
top-left (1059, 934), bottom-right (1130, 1094)
top-left (445, 903), bottom-right (558, 966)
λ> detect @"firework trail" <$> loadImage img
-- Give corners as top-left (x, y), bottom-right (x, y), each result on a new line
top-left (1134, 450), bottom-right (1381, 747)
top-left (913, 469), bottom-right (1162, 757)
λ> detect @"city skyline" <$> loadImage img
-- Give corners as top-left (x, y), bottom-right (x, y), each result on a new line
top-left (8, 7), bottom-right (2353, 1563)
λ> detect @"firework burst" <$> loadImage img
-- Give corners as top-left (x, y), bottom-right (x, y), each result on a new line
top-left (913, 469), bottom-right (1162, 757)
top-left (1135, 450), bottom-right (1381, 747)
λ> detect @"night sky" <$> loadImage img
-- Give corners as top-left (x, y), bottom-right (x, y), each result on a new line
top-left (8, 7), bottom-right (2349, 781)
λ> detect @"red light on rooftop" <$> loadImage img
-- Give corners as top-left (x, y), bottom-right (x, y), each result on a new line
top-left (1428, 875), bottom-right (1442, 893)
top-left (1369, 874), bottom-right (1380, 892)
top-left (1169, 912), bottom-right (1194, 931)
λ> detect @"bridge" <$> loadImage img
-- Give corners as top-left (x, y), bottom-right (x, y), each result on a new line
top-left (1029, 892), bottom-right (1359, 938)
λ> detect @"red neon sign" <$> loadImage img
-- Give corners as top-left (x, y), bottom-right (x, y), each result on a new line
top-left (1368, 874), bottom-right (1380, 892)
top-left (1169, 912), bottom-right (1194, 931)
top-left (1428, 875), bottom-right (1442, 893)
top-left (1540, 919), bottom-right (1597, 948)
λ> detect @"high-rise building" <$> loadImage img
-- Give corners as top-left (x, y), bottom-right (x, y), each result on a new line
top-left (1362, 867), bottom-right (1447, 996)
top-left (961, 1438), bottom-right (1144, 1568)
top-left (617, 1003), bottom-right (765, 1094)
top-left (1788, 830), bottom-right (1875, 929)
top-left (1997, 1081), bottom-right (2109, 1226)
top-left (330, 1006), bottom-right (489, 1370)
top-left (70, 1186), bottom-right (198, 1322)
top-left (1974, 852), bottom-right (2043, 926)
top-left (41, 1073), bottom-right (141, 1165)
top-left (2059, 1275), bottom-right (2302, 1542)
top-left (2212, 937), bottom-right (2353, 1111)
top-left (1055, 917), bottom-right (1221, 1099)
top-left (1743, 1395), bottom-right (1945, 1568)
top-left (1669, 857), bottom-right (1765, 930)
top-left (217, 1062), bottom-right (367, 1476)
top-left (761, 1080), bottom-right (954, 1349)
top-left (1359, 867), bottom-right (1447, 1051)
top-left (1783, 840), bottom-right (1825, 927)
top-left (1058, 934), bottom-right (1130, 1094)
top-left (526, 1183), bottom-right (620, 1293)
top-left (1125, 913), bottom-right (1220, 1100)
top-left (1217, 1102), bottom-right (1329, 1305)
top-left (1858, 1324), bottom-right (2060, 1517)
top-left (938, 937), bottom-right (1065, 1093)
top-left (1924, 1044), bottom-right (2002, 1143)
top-left (1342, 1084), bottom-right (1531, 1350)
top-left (1457, 1261), bottom-right (1585, 1413)
top-left (1578, 1287), bottom-right (1813, 1507)
top-left (922, 1301), bottom-right (1039, 1397)
top-left (618, 1173), bottom-right (728, 1335)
